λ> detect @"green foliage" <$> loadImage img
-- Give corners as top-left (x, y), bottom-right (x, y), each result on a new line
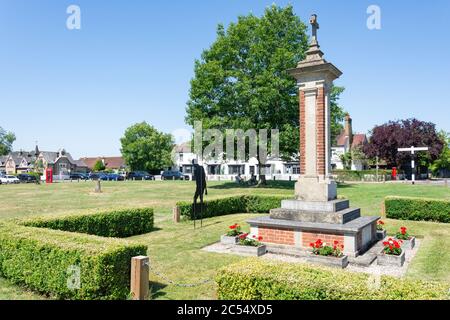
top-left (385, 196), bottom-right (450, 223)
top-left (216, 259), bottom-right (449, 300)
top-left (0, 126), bottom-right (15, 156)
top-left (332, 169), bottom-right (391, 181)
top-left (0, 221), bottom-right (147, 300)
top-left (22, 208), bottom-right (154, 238)
top-left (177, 195), bottom-right (288, 220)
top-left (186, 6), bottom-right (348, 167)
top-left (430, 131), bottom-right (450, 175)
top-left (93, 159), bottom-right (106, 172)
top-left (120, 122), bottom-right (174, 172)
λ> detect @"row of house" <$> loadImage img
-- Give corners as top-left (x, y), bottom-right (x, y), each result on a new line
top-left (0, 145), bottom-right (126, 176)
top-left (173, 114), bottom-right (368, 179)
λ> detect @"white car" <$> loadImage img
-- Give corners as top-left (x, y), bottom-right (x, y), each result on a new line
top-left (0, 175), bottom-right (20, 184)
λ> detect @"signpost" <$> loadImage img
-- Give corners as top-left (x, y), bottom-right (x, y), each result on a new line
top-left (397, 146), bottom-right (429, 185)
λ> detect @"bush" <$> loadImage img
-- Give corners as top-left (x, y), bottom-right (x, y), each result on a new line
top-left (385, 196), bottom-right (450, 223)
top-left (177, 195), bottom-right (288, 220)
top-left (0, 222), bottom-right (147, 300)
top-left (216, 259), bottom-right (449, 300)
top-left (22, 208), bottom-right (154, 237)
top-left (332, 169), bottom-right (391, 182)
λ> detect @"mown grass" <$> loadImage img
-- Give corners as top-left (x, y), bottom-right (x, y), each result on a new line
top-left (0, 180), bottom-right (449, 299)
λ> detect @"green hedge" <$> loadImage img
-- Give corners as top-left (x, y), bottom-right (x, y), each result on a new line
top-left (177, 195), bottom-right (289, 220)
top-left (385, 196), bottom-right (450, 223)
top-left (21, 208), bottom-right (154, 237)
top-left (0, 222), bottom-right (147, 300)
top-left (216, 259), bottom-right (449, 300)
top-left (332, 169), bottom-right (391, 181)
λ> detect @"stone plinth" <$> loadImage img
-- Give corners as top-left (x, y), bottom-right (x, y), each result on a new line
top-left (248, 215), bottom-right (379, 257)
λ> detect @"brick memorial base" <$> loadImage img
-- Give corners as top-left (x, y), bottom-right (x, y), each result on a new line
top-left (248, 199), bottom-right (379, 257)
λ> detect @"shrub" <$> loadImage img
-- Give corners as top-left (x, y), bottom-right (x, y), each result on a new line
top-left (21, 208), bottom-right (154, 238)
top-left (0, 222), bottom-right (147, 300)
top-left (216, 259), bottom-right (449, 300)
top-left (385, 196), bottom-right (450, 223)
top-left (177, 195), bottom-right (288, 220)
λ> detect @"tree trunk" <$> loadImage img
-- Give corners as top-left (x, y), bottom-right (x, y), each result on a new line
top-left (257, 156), bottom-right (267, 186)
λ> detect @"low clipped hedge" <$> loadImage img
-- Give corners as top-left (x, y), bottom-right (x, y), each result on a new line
top-left (177, 195), bottom-right (289, 220)
top-left (0, 222), bottom-right (147, 300)
top-left (21, 208), bottom-right (154, 237)
top-left (385, 196), bottom-right (450, 223)
top-left (216, 259), bottom-right (450, 300)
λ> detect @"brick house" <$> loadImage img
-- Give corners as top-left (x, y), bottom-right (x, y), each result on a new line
top-left (331, 114), bottom-right (368, 170)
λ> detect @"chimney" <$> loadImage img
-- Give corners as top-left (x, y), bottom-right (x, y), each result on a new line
top-left (345, 114), bottom-right (353, 147)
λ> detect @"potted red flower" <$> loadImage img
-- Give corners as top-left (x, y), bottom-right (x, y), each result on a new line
top-left (377, 238), bottom-right (405, 267)
top-left (306, 239), bottom-right (348, 269)
top-left (220, 223), bottom-right (243, 245)
top-left (395, 226), bottom-right (415, 249)
top-left (231, 233), bottom-right (267, 256)
top-left (376, 220), bottom-right (387, 240)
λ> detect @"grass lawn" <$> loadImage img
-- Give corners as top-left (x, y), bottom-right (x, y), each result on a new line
top-left (0, 180), bottom-right (449, 299)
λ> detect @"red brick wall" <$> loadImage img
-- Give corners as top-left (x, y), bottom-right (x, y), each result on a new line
top-left (302, 231), bottom-right (344, 248)
top-left (259, 227), bottom-right (295, 246)
top-left (316, 87), bottom-right (326, 176)
top-left (299, 90), bottom-right (306, 175)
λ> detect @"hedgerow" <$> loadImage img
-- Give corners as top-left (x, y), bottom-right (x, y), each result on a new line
top-left (21, 208), bottom-right (154, 237)
top-left (385, 196), bottom-right (450, 223)
top-left (216, 259), bottom-right (450, 300)
top-left (0, 222), bottom-right (147, 300)
top-left (176, 195), bottom-right (289, 220)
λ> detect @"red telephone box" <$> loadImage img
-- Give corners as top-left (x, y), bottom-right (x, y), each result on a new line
top-left (46, 168), bottom-right (53, 183)
top-left (391, 167), bottom-right (397, 180)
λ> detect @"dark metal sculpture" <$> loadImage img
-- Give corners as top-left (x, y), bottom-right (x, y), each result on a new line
top-left (192, 159), bottom-right (207, 228)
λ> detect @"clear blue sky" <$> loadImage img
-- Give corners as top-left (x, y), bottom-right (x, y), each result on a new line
top-left (1, 0), bottom-right (449, 159)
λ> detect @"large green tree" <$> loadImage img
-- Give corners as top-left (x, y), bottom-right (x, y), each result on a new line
top-left (430, 131), bottom-right (450, 176)
top-left (0, 126), bottom-right (16, 156)
top-left (185, 5), bottom-right (346, 183)
top-left (120, 122), bottom-right (174, 173)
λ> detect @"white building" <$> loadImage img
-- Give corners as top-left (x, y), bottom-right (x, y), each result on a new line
top-left (331, 114), bottom-right (368, 171)
top-left (173, 142), bottom-right (300, 181)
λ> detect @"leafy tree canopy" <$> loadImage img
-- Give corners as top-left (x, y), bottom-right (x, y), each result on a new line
top-left (0, 126), bottom-right (16, 156)
top-left (363, 118), bottom-right (444, 167)
top-left (93, 160), bottom-right (106, 172)
top-left (430, 131), bottom-right (450, 175)
top-left (120, 122), bottom-right (174, 172)
top-left (185, 5), bottom-right (346, 166)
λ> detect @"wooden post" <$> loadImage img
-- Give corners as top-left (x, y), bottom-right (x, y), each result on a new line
top-left (173, 206), bottom-right (181, 223)
top-left (130, 256), bottom-right (150, 300)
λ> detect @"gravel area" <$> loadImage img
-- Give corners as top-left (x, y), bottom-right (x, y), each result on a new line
top-left (203, 239), bottom-right (421, 278)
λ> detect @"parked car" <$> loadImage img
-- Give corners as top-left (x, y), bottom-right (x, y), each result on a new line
top-left (101, 173), bottom-right (125, 181)
top-left (17, 173), bottom-right (38, 183)
top-left (89, 172), bottom-right (108, 180)
top-left (0, 175), bottom-right (20, 184)
top-left (161, 170), bottom-right (188, 180)
top-left (70, 173), bottom-right (89, 180)
top-left (127, 171), bottom-right (154, 181)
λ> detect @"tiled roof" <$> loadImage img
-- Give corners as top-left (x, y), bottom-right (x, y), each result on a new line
top-left (352, 134), bottom-right (367, 148)
top-left (79, 157), bottom-right (125, 170)
top-left (174, 142), bottom-right (192, 153)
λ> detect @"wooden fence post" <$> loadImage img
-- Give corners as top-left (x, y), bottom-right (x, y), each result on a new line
top-left (130, 256), bottom-right (150, 300)
top-left (173, 206), bottom-right (181, 223)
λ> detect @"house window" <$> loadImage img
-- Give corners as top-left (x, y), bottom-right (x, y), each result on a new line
top-left (179, 153), bottom-right (184, 162)
top-left (229, 165), bottom-right (245, 175)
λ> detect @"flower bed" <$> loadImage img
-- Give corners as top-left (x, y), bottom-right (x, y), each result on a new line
top-left (230, 233), bottom-right (266, 256)
top-left (221, 223), bottom-right (243, 245)
top-left (306, 239), bottom-right (348, 268)
top-left (377, 238), bottom-right (405, 267)
top-left (395, 227), bottom-right (416, 249)
top-left (376, 220), bottom-right (387, 240)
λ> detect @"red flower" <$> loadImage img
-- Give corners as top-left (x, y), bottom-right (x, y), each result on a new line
top-left (258, 236), bottom-right (263, 241)
top-left (378, 220), bottom-right (385, 225)
top-left (309, 242), bottom-right (314, 248)
top-left (400, 227), bottom-right (407, 235)
top-left (229, 224), bottom-right (238, 230)
top-left (239, 233), bottom-right (248, 240)
top-left (334, 240), bottom-right (339, 245)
